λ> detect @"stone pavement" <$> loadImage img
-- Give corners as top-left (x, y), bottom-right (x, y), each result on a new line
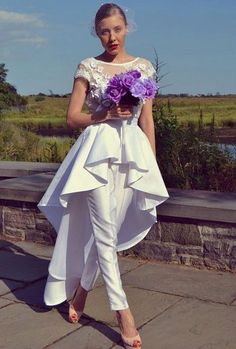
top-left (0, 240), bottom-right (236, 349)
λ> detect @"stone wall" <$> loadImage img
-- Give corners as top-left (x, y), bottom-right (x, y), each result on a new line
top-left (0, 200), bottom-right (56, 245)
top-left (0, 161), bottom-right (236, 273)
top-left (121, 218), bottom-right (236, 272)
top-left (1, 198), bottom-right (236, 272)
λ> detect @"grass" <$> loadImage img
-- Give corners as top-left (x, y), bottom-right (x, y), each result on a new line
top-left (0, 120), bottom-right (76, 162)
top-left (36, 136), bottom-right (76, 162)
top-left (157, 95), bottom-right (236, 127)
top-left (2, 95), bottom-right (236, 131)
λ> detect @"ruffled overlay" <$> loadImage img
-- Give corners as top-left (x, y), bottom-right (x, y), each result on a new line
top-left (38, 117), bottom-right (169, 246)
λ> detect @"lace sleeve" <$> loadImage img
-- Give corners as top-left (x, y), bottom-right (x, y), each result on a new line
top-left (74, 62), bottom-right (91, 82)
top-left (147, 60), bottom-right (156, 80)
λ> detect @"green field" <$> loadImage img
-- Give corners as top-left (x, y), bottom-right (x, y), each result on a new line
top-left (157, 95), bottom-right (236, 127)
top-left (2, 95), bottom-right (236, 131)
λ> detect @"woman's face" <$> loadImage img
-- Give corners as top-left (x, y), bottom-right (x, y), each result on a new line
top-left (96, 14), bottom-right (128, 55)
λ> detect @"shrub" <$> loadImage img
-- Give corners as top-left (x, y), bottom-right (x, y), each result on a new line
top-left (153, 98), bottom-right (236, 192)
top-left (0, 121), bottom-right (39, 161)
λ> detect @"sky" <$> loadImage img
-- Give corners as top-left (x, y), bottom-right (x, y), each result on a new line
top-left (0, 0), bottom-right (235, 96)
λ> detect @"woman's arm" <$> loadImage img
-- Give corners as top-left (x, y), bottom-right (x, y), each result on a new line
top-left (66, 78), bottom-right (133, 129)
top-left (66, 78), bottom-right (106, 128)
top-left (138, 98), bottom-right (156, 157)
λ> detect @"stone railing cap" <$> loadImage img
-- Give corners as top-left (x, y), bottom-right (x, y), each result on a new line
top-left (0, 172), bottom-right (235, 224)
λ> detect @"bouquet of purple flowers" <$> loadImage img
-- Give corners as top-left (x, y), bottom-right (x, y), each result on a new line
top-left (101, 70), bottom-right (158, 109)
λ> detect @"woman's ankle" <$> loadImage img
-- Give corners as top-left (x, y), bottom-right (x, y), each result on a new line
top-left (116, 308), bottom-right (131, 317)
top-left (116, 309), bottom-right (138, 337)
top-left (71, 285), bottom-right (88, 309)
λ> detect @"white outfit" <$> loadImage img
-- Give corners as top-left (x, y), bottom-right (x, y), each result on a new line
top-left (37, 56), bottom-right (170, 310)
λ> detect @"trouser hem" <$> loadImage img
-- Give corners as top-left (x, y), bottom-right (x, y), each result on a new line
top-left (110, 302), bottom-right (129, 311)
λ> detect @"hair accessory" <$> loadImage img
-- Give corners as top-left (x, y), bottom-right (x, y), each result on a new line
top-left (89, 3), bottom-right (137, 37)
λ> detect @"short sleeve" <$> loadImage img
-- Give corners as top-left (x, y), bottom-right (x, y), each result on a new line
top-left (74, 62), bottom-right (91, 82)
top-left (147, 60), bottom-right (156, 80)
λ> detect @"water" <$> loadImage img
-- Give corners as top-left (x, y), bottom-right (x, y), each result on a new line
top-left (205, 142), bottom-right (236, 160)
top-left (217, 143), bottom-right (236, 160)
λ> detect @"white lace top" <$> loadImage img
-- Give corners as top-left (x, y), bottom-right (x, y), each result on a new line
top-left (73, 56), bottom-right (156, 115)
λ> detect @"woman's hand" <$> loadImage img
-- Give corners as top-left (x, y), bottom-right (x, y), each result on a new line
top-left (93, 104), bottom-right (133, 124)
top-left (107, 104), bottom-right (133, 120)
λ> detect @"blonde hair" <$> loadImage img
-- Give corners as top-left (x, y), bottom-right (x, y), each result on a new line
top-left (95, 3), bottom-right (128, 35)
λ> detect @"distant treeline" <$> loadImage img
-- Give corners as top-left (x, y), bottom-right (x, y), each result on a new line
top-left (28, 92), bottom-right (70, 98)
top-left (28, 92), bottom-right (236, 99)
top-left (160, 93), bottom-right (236, 98)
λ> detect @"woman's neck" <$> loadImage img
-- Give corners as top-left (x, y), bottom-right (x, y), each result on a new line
top-left (97, 50), bottom-right (133, 64)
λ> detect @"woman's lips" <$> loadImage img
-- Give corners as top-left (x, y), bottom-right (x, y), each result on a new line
top-left (109, 44), bottom-right (118, 50)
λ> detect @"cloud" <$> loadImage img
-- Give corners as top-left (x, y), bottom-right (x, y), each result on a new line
top-left (15, 36), bottom-right (47, 47)
top-left (0, 10), bottom-right (45, 27)
top-left (0, 10), bottom-right (47, 48)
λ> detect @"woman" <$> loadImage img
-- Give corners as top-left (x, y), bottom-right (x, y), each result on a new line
top-left (37, 3), bottom-right (169, 348)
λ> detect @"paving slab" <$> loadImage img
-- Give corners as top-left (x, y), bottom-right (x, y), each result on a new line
top-left (0, 250), bottom-right (49, 282)
top-left (0, 240), bottom-right (144, 282)
top-left (0, 279), bottom-right (25, 296)
top-left (0, 240), bottom-right (53, 259)
top-left (231, 299), bottom-right (236, 306)
top-left (1, 252), bottom-right (146, 310)
top-left (82, 285), bottom-right (180, 327)
top-left (47, 321), bottom-right (121, 349)
top-left (1, 239), bottom-right (236, 348)
top-left (122, 261), bottom-right (236, 304)
top-left (0, 302), bottom-right (90, 349)
top-left (2, 278), bottom-right (49, 309)
top-left (114, 298), bottom-right (236, 349)
top-left (0, 298), bottom-right (13, 308)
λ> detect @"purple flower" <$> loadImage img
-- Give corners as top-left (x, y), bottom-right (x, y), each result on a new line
top-left (121, 74), bottom-right (135, 89)
top-left (128, 70), bottom-right (141, 79)
top-left (102, 69), bottom-right (158, 108)
top-left (105, 86), bottom-right (122, 104)
top-left (121, 71), bottom-right (139, 90)
top-left (142, 78), bottom-right (159, 99)
top-left (130, 80), bottom-right (147, 100)
top-left (101, 93), bottom-right (116, 108)
top-left (105, 74), bottom-right (126, 101)
top-left (108, 75), bottom-right (124, 89)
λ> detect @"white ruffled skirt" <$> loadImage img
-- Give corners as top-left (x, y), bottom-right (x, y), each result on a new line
top-left (37, 118), bottom-right (169, 306)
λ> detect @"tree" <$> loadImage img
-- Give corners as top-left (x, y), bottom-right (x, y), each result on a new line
top-left (0, 63), bottom-right (8, 83)
top-left (0, 63), bottom-right (27, 112)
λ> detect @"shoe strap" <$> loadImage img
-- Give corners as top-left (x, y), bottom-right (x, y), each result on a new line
top-left (121, 333), bottom-right (142, 347)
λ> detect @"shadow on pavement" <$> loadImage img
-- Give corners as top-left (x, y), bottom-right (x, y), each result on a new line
top-left (0, 240), bottom-right (122, 345)
top-left (0, 240), bottom-right (51, 313)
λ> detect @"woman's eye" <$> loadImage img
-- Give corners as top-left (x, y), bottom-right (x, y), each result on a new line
top-left (101, 29), bottom-right (109, 35)
top-left (100, 27), bottom-right (122, 37)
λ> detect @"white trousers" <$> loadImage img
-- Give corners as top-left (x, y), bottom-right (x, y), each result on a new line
top-left (80, 161), bottom-right (133, 311)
